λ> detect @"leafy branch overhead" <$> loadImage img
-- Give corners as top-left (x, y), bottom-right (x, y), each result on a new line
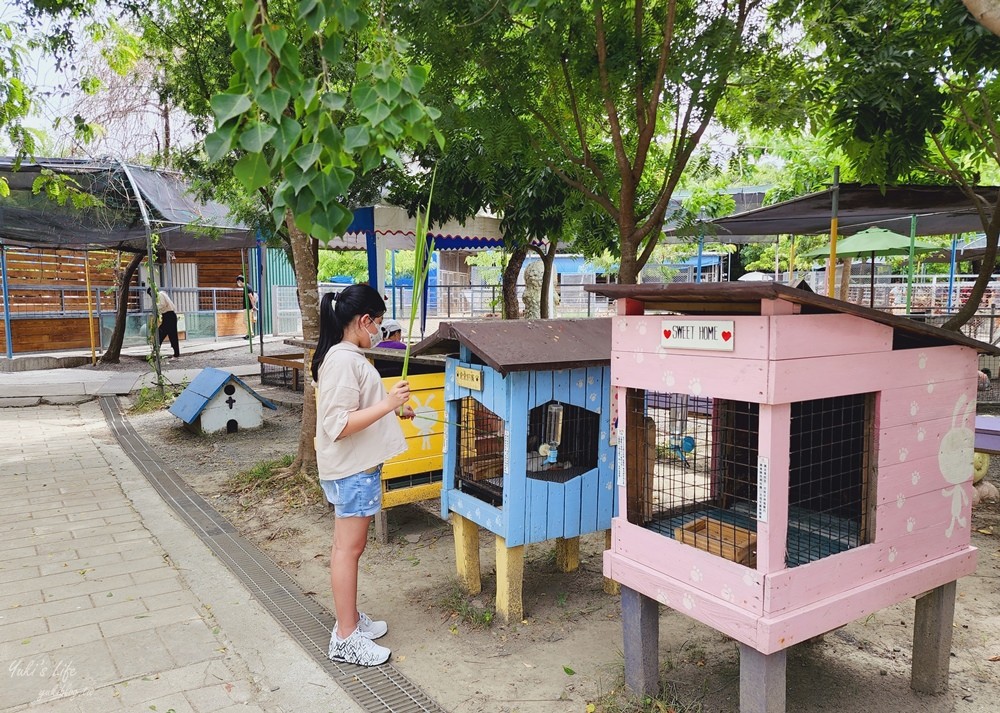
top-left (206, 0), bottom-right (443, 243)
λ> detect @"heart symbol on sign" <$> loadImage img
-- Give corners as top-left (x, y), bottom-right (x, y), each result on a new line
top-left (721, 331), bottom-right (732, 342)
top-left (663, 329), bottom-right (672, 339)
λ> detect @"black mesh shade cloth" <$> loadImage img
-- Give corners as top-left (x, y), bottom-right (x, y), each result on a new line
top-left (0, 157), bottom-right (254, 252)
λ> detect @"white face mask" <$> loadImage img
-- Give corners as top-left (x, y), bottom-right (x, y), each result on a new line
top-left (363, 317), bottom-right (381, 347)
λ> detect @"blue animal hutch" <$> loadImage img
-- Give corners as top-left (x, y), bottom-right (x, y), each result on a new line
top-left (412, 318), bottom-right (617, 621)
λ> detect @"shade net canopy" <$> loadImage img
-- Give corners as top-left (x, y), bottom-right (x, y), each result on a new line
top-left (0, 157), bottom-right (254, 252)
top-left (685, 184), bottom-right (999, 243)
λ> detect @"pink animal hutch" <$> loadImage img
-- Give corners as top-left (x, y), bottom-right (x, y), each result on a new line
top-left (586, 282), bottom-right (997, 713)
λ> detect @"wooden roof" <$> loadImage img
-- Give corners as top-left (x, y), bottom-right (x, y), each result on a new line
top-left (411, 318), bottom-right (612, 375)
top-left (586, 282), bottom-right (1000, 354)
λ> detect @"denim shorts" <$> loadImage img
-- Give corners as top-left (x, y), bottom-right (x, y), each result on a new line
top-left (320, 466), bottom-right (382, 517)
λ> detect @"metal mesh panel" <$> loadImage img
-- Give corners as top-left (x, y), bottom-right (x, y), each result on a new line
top-left (627, 388), bottom-right (874, 570)
top-left (526, 401), bottom-right (599, 483)
top-left (455, 397), bottom-right (505, 505)
top-left (628, 389), bottom-right (759, 567)
top-left (787, 393), bottom-right (874, 567)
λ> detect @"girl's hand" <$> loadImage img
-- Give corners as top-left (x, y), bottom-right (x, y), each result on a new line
top-left (386, 380), bottom-right (410, 410)
top-left (398, 405), bottom-right (416, 420)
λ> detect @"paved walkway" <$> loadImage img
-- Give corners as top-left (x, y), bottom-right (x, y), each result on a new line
top-left (0, 401), bottom-right (361, 713)
top-left (0, 337), bottom-right (283, 404)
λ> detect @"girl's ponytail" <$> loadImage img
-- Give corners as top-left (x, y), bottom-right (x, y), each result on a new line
top-left (311, 285), bottom-right (385, 381)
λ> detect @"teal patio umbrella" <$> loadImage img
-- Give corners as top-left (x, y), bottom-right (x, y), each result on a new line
top-left (802, 227), bottom-right (939, 307)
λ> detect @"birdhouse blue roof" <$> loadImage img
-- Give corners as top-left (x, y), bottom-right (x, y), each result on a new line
top-left (169, 367), bottom-right (277, 425)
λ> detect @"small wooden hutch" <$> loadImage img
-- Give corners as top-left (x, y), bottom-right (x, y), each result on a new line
top-left (413, 319), bottom-right (617, 622)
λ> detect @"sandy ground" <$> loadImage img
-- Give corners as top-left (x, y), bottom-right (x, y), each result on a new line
top-left (119, 349), bottom-right (1000, 713)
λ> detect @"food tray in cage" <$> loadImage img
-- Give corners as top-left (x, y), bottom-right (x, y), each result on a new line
top-left (674, 516), bottom-right (757, 566)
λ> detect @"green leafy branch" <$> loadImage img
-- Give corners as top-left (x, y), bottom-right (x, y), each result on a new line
top-left (205, 0), bottom-right (443, 243)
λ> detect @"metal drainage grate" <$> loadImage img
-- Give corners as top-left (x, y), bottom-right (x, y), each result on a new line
top-left (99, 396), bottom-right (446, 713)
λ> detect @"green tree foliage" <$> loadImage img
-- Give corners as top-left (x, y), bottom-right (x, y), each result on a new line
top-left (0, 14), bottom-right (37, 195)
top-left (783, 0), bottom-right (1000, 327)
top-left (206, 0), bottom-right (441, 242)
top-left (396, 0), bottom-right (781, 283)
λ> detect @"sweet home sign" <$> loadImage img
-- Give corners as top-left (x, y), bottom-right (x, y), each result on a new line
top-left (660, 319), bottom-right (735, 351)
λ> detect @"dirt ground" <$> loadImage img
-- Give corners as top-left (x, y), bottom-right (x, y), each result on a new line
top-left (123, 366), bottom-right (1000, 713)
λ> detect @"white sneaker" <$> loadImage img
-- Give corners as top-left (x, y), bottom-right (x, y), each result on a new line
top-left (357, 611), bottom-right (388, 640)
top-left (328, 627), bottom-right (391, 666)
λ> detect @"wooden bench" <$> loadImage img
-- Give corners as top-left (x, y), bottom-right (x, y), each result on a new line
top-left (258, 352), bottom-right (305, 391)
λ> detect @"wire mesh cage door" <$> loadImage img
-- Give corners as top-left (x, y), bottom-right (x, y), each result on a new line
top-left (455, 396), bottom-right (506, 506)
top-left (787, 393), bottom-right (876, 567)
top-left (525, 400), bottom-right (600, 483)
top-left (625, 388), bottom-right (760, 567)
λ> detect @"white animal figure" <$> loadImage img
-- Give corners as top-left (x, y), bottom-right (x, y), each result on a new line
top-left (939, 393), bottom-right (976, 538)
top-left (410, 393), bottom-right (439, 451)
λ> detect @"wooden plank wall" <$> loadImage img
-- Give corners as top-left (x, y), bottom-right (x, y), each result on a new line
top-left (0, 317), bottom-right (96, 352)
top-left (172, 249), bottom-right (247, 312)
top-left (1, 247), bottom-right (248, 353)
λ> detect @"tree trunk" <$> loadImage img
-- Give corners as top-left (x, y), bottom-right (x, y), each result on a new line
top-left (943, 197), bottom-right (1000, 331)
top-left (963, 0), bottom-right (1000, 37)
top-left (539, 241), bottom-right (558, 318)
top-left (285, 213), bottom-right (320, 476)
top-left (619, 236), bottom-right (640, 284)
top-left (502, 245), bottom-right (528, 320)
top-left (839, 257), bottom-right (853, 301)
top-left (98, 251), bottom-right (144, 364)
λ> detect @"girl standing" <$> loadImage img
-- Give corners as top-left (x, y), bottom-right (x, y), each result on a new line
top-left (312, 285), bottom-right (414, 666)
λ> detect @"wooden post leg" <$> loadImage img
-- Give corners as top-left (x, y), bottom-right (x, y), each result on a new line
top-left (555, 536), bottom-right (579, 572)
top-left (602, 529), bottom-right (620, 595)
top-left (374, 510), bottom-right (389, 544)
top-left (738, 643), bottom-right (786, 713)
top-left (452, 514), bottom-right (482, 595)
top-left (621, 586), bottom-right (658, 697)
top-left (495, 536), bottom-right (524, 623)
top-left (911, 581), bottom-right (957, 694)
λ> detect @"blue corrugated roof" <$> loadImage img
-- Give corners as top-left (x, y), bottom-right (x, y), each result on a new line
top-left (169, 367), bottom-right (277, 425)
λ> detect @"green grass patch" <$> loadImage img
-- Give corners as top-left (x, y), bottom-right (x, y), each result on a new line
top-left (590, 683), bottom-right (704, 713)
top-left (128, 385), bottom-right (176, 414)
top-left (227, 454), bottom-right (296, 493)
top-left (440, 584), bottom-right (495, 630)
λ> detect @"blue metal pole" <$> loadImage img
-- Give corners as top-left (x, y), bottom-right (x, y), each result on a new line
top-left (1, 245), bottom-right (13, 359)
top-left (255, 230), bottom-right (264, 343)
top-left (947, 235), bottom-right (958, 313)
top-left (390, 250), bottom-right (397, 319)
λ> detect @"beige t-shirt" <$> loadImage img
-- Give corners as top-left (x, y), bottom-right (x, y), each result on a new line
top-left (315, 342), bottom-right (406, 480)
top-left (156, 291), bottom-right (177, 314)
